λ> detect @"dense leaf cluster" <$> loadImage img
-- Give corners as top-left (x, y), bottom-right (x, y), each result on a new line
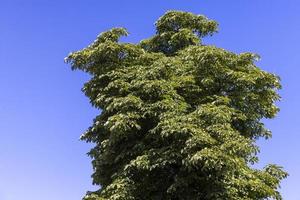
top-left (66, 11), bottom-right (287, 200)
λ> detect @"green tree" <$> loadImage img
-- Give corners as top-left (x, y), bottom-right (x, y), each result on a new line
top-left (66, 11), bottom-right (287, 200)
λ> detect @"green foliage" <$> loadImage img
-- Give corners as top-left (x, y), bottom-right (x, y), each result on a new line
top-left (66, 11), bottom-right (287, 200)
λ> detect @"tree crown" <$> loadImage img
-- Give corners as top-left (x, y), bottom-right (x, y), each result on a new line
top-left (66, 10), bottom-right (287, 200)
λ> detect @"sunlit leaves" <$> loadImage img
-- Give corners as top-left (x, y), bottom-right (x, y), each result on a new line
top-left (66, 10), bottom-right (286, 200)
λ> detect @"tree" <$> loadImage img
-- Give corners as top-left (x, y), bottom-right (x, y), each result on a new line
top-left (66, 11), bottom-right (287, 200)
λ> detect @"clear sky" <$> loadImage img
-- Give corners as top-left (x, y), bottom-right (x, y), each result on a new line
top-left (0, 0), bottom-right (299, 199)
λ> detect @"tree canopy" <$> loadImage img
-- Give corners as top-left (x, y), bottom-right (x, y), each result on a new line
top-left (66, 11), bottom-right (287, 200)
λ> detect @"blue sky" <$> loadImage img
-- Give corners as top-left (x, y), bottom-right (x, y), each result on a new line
top-left (0, 0), bottom-right (299, 199)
